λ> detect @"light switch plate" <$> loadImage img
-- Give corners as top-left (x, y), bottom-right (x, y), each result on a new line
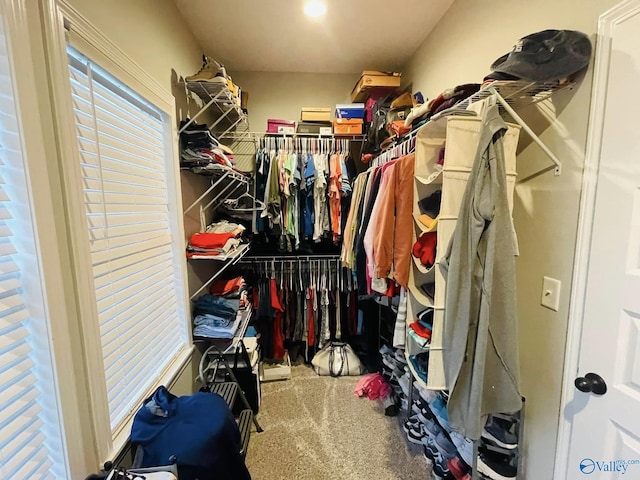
top-left (541, 276), bottom-right (561, 312)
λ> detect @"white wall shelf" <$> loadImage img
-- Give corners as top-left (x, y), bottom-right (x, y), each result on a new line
top-left (188, 243), bottom-right (250, 300)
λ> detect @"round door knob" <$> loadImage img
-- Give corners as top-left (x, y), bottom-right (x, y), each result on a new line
top-left (574, 372), bottom-right (607, 395)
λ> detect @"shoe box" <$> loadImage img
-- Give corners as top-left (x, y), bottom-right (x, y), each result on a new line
top-left (351, 70), bottom-right (402, 102)
top-left (267, 118), bottom-right (296, 134)
top-left (335, 103), bottom-right (365, 119)
top-left (300, 106), bottom-right (331, 123)
top-left (333, 118), bottom-right (363, 135)
top-left (296, 122), bottom-right (332, 135)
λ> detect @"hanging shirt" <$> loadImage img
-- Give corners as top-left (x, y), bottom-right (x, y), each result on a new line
top-left (328, 154), bottom-right (343, 243)
top-left (363, 161), bottom-right (397, 293)
top-left (266, 150), bottom-right (281, 227)
top-left (313, 153), bottom-right (329, 242)
top-left (303, 153), bottom-right (316, 239)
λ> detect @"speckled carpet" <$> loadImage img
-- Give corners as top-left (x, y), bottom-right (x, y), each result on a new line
top-left (245, 365), bottom-right (432, 480)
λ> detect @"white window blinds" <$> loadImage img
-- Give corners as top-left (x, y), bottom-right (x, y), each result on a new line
top-left (0, 14), bottom-right (66, 480)
top-left (66, 46), bottom-right (188, 431)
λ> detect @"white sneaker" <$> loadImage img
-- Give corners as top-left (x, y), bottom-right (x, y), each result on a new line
top-left (449, 431), bottom-right (474, 466)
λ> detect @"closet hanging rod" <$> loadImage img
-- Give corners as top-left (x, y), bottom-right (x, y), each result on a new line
top-left (222, 132), bottom-right (366, 140)
top-left (239, 254), bottom-right (341, 262)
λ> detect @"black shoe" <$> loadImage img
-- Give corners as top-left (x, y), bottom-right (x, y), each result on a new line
top-left (482, 417), bottom-right (518, 449)
top-left (477, 447), bottom-right (517, 480)
top-left (405, 424), bottom-right (424, 445)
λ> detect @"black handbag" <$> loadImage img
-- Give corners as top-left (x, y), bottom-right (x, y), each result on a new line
top-left (225, 341), bottom-right (259, 414)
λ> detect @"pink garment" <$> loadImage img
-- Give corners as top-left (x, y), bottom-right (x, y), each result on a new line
top-left (354, 373), bottom-right (392, 400)
top-left (363, 162), bottom-right (397, 293)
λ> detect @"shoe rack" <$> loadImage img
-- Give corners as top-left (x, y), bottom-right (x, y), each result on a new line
top-left (405, 384), bottom-right (525, 480)
top-left (179, 81), bottom-right (249, 141)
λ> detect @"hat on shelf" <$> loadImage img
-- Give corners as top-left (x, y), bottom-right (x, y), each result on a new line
top-left (489, 29), bottom-right (592, 82)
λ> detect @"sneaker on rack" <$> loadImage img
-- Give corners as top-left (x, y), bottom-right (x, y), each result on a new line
top-left (422, 442), bottom-right (437, 463)
top-left (405, 423), bottom-right (425, 445)
top-left (430, 447), bottom-right (453, 479)
top-left (394, 350), bottom-right (408, 364)
top-left (477, 448), bottom-right (517, 480)
top-left (382, 355), bottom-right (402, 375)
top-left (429, 396), bottom-right (451, 431)
top-left (447, 456), bottom-right (471, 480)
top-left (415, 382), bottom-right (439, 404)
top-left (185, 55), bottom-right (227, 83)
top-left (449, 431), bottom-right (474, 466)
top-left (482, 417), bottom-right (518, 450)
top-left (417, 404), bottom-right (434, 425)
top-left (422, 417), bottom-right (442, 441)
top-left (435, 431), bottom-right (459, 459)
top-left (422, 436), bottom-right (438, 454)
top-left (402, 416), bottom-right (421, 434)
top-left (398, 373), bottom-right (411, 397)
top-left (379, 344), bottom-right (394, 356)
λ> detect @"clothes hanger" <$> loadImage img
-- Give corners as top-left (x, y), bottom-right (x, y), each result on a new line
top-left (223, 180), bottom-right (266, 212)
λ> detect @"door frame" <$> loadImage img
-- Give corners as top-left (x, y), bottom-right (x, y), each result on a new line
top-left (553, 0), bottom-right (640, 477)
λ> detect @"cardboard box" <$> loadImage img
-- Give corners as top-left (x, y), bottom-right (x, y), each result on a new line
top-left (335, 103), bottom-right (365, 119)
top-left (351, 70), bottom-right (402, 102)
top-left (297, 122), bottom-right (333, 135)
top-left (267, 119), bottom-right (296, 134)
top-left (301, 107), bottom-right (332, 123)
top-left (333, 118), bottom-right (363, 135)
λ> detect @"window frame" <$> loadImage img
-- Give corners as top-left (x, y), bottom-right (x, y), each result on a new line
top-left (0, 0), bottom-right (88, 477)
top-left (37, 0), bottom-right (193, 465)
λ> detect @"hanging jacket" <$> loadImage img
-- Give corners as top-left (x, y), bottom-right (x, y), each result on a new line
top-left (374, 152), bottom-right (415, 289)
top-left (440, 104), bottom-right (522, 440)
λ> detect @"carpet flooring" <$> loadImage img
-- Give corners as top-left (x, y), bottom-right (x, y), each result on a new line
top-left (245, 365), bottom-right (433, 480)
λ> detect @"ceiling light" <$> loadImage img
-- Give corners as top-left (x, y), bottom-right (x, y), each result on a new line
top-left (304, 0), bottom-right (327, 18)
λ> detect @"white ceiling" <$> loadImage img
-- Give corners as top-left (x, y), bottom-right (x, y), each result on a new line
top-left (174, 0), bottom-right (454, 74)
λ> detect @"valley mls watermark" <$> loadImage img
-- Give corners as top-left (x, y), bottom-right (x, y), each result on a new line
top-left (579, 458), bottom-right (640, 475)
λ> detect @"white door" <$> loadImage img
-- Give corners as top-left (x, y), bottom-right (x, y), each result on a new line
top-left (562, 2), bottom-right (640, 478)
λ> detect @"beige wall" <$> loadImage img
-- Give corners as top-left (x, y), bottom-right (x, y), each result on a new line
top-left (66, 0), bottom-right (203, 96)
top-left (65, 0), bottom-right (206, 397)
top-left (230, 71), bottom-right (358, 131)
top-left (225, 71), bottom-right (358, 170)
top-left (402, 1), bottom-right (618, 478)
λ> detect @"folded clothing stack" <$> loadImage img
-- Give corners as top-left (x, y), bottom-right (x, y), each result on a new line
top-left (192, 294), bottom-right (240, 339)
top-left (408, 308), bottom-right (433, 348)
top-left (405, 83), bottom-right (481, 131)
top-left (210, 276), bottom-right (249, 310)
top-left (192, 276), bottom-right (249, 339)
top-left (186, 221), bottom-right (246, 258)
top-left (180, 118), bottom-right (236, 172)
